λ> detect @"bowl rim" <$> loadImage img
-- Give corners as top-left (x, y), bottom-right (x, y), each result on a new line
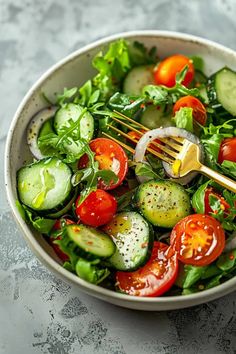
top-left (5, 30), bottom-right (236, 307)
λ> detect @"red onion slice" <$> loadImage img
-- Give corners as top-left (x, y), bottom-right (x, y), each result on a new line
top-left (27, 106), bottom-right (58, 160)
top-left (134, 127), bottom-right (204, 185)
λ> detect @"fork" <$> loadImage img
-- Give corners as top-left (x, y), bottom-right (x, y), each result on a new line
top-left (102, 110), bottom-right (236, 193)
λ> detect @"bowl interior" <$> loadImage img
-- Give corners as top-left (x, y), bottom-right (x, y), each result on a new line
top-left (5, 32), bottom-right (236, 310)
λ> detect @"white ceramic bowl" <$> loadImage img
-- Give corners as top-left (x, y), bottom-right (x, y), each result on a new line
top-left (5, 31), bottom-right (236, 311)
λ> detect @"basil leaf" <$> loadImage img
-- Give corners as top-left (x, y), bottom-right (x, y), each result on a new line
top-left (174, 107), bottom-right (193, 132)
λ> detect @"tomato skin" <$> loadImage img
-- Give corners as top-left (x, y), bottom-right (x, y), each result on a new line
top-left (204, 188), bottom-right (230, 216)
top-left (218, 137), bottom-right (236, 164)
top-left (173, 95), bottom-right (207, 126)
top-left (154, 54), bottom-right (194, 88)
top-left (170, 214), bottom-right (225, 266)
top-left (75, 189), bottom-right (117, 227)
top-left (79, 138), bottom-right (128, 190)
top-left (116, 242), bottom-right (178, 297)
top-left (50, 218), bottom-right (75, 262)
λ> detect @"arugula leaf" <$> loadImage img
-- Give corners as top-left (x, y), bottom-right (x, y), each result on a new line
top-left (174, 107), bottom-right (193, 132)
top-left (71, 145), bottom-right (118, 205)
top-left (128, 41), bottom-right (157, 65)
top-left (142, 85), bottom-right (170, 105)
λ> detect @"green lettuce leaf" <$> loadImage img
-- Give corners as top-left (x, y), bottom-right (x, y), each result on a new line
top-left (174, 107), bottom-right (193, 132)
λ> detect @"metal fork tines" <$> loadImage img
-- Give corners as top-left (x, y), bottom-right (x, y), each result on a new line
top-left (102, 110), bottom-right (183, 165)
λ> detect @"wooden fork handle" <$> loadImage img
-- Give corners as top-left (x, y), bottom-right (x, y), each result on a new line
top-left (199, 164), bottom-right (236, 193)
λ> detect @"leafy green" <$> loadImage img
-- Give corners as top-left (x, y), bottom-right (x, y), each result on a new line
top-left (190, 56), bottom-right (204, 72)
top-left (128, 41), bottom-right (157, 66)
top-left (142, 85), bottom-right (170, 105)
top-left (71, 145), bottom-right (118, 205)
top-left (75, 258), bottom-right (110, 284)
top-left (108, 92), bottom-right (145, 118)
top-left (192, 180), bottom-right (211, 213)
top-left (217, 249), bottom-right (236, 271)
top-left (55, 227), bottom-right (110, 284)
top-left (57, 87), bottom-right (78, 106)
top-left (220, 160), bottom-right (236, 179)
top-left (134, 161), bottom-right (160, 180)
top-left (174, 107), bottom-right (193, 132)
top-left (16, 202), bottom-right (55, 234)
top-left (92, 39), bottom-right (131, 99)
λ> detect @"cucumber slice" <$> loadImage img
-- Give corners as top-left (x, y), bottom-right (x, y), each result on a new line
top-left (140, 105), bottom-right (173, 129)
top-left (123, 65), bottom-right (155, 95)
top-left (54, 103), bottom-right (94, 140)
top-left (17, 157), bottom-right (72, 211)
top-left (66, 224), bottom-right (116, 258)
top-left (47, 188), bottom-right (77, 219)
top-left (207, 67), bottom-right (236, 116)
top-left (104, 211), bottom-right (153, 271)
top-left (134, 180), bottom-right (191, 228)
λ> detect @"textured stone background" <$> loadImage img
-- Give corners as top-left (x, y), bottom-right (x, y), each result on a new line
top-left (1, 0), bottom-right (236, 353)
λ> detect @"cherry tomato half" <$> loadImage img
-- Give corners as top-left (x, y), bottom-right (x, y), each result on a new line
top-left (127, 130), bottom-right (162, 153)
top-left (173, 95), bottom-right (207, 126)
top-left (79, 138), bottom-right (128, 190)
top-left (116, 242), bottom-right (178, 297)
top-left (75, 189), bottom-right (117, 227)
top-left (204, 187), bottom-right (230, 216)
top-left (170, 214), bottom-right (225, 266)
top-left (50, 218), bottom-right (75, 262)
top-left (154, 54), bottom-right (194, 88)
top-left (218, 137), bottom-right (236, 164)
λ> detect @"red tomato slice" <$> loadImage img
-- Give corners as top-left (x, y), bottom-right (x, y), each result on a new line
top-left (75, 189), bottom-right (117, 227)
top-left (170, 214), bottom-right (225, 266)
top-left (154, 54), bottom-right (194, 88)
top-left (173, 95), bottom-right (207, 126)
top-left (218, 137), bottom-right (236, 164)
top-left (79, 138), bottom-right (128, 190)
top-left (50, 218), bottom-right (75, 262)
top-left (116, 242), bottom-right (178, 297)
top-left (204, 187), bottom-right (230, 216)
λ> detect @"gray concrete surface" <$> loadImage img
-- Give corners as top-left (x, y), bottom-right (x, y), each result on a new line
top-left (0, 0), bottom-right (236, 353)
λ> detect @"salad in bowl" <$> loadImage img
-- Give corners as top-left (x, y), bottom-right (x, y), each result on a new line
top-left (6, 32), bottom-right (236, 309)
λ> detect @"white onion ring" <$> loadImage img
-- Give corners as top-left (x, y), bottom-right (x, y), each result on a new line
top-left (224, 232), bottom-right (236, 252)
top-left (134, 127), bottom-right (204, 185)
top-left (27, 106), bottom-right (58, 159)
